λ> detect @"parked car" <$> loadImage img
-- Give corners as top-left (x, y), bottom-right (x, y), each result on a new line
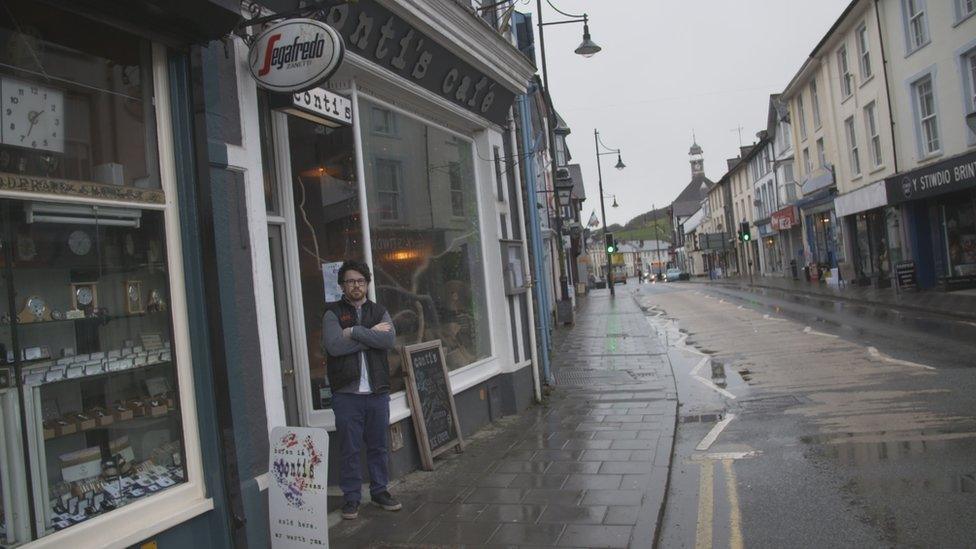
top-left (665, 267), bottom-right (687, 282)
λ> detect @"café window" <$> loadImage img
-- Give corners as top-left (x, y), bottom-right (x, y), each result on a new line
top-left (360, 98), bottom-right (491, 391)
top-left (0, 3), bottom-right (188, 543)
top-left (287, 116), bottom-right (363, 411)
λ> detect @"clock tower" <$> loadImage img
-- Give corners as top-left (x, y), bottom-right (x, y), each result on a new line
top-left (689, 140), bottom-right (704, 177)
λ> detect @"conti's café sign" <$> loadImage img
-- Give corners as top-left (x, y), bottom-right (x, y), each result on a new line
top-left (886, 150), bottom-right (976, 203)
top-left (250, 1), bottom-right (517, 126)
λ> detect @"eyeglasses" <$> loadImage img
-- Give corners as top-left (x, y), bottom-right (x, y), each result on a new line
top-left (342, 278), bottom-right (368, 287)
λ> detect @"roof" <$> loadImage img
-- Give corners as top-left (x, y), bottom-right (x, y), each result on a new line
top-left (567, 163), bottom-right (586, 200)
top-left (671, 173), bottom-right (714, 217)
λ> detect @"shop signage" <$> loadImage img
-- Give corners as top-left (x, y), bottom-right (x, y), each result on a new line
top-left (0, 172), bottom-right (165, 204)
top-left (271, 87), bottom-right (352, 126)
top-left (305, 1), bottom-right (517, 126)
top-left (895, 260), bottom-right (916, 290)
top-left (248, 18), bottom-right (345, 93)
top-left (885, 151), bottom-right (976, 203)
top-left (401, 340), bottom-right (463, 470)
top-left (771, 205), bottom-right (798, 231)
top-left (268, 426), bottom-right (330, 548)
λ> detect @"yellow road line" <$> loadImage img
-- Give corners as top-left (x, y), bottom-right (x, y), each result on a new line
top-left (695, 460), bottom-right (714, 549)
top-left (723, 459), bottom-right (744, 549)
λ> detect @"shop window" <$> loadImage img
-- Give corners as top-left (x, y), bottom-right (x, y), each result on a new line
top-left (360, 99), bottom-right (491, 386)
top-left (1, 199), bottom-right (186, 540)
top-left (370, 107), bottom-right (398, 137)
top-left (287, 117), bottom-right (362, 411)
top-left (0, 3), bottom-right (159, 191)
top-left (943, 192), bottom-right (976, 277)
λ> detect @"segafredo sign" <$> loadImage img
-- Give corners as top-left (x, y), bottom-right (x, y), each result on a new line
top-left (249, 18), bottom-right (344, 93)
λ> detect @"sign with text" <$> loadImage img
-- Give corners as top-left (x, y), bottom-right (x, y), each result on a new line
top-left (322, 261), bottom-right (343, 302)
top-left (885, 151), bottom-right (976, 203)
top-left (300, 1), bottom-right (517, 126)
top-left (401, 340), bottom-right (463, 470)
top-left (272, 87), bottom-right (352, 127)
top-left (269, 426), bottom-right (330, 548)
top-left (895, 260), bottom-right (916, 290)
top-left (249, 18), bottom-right (345, 93)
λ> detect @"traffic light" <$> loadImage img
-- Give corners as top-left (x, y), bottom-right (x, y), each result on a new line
top-left (739, 221), bottom-right (751, 242)
top-left (605, 232), bottom-right (616, 253)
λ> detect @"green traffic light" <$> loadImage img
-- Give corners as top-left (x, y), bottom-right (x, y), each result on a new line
top-left (607, 245), bottom-right (614, 253)
top-left (743, 233), bottom-right (751, 241)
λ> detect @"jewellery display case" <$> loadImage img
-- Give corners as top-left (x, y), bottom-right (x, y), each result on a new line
top-left (0, 198), bottom-right (187, 541)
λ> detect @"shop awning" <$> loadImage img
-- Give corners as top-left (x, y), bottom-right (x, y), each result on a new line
top-left (800, 165), bottom-right (835, 195)
top-left (796, 187), bottom-right (834, 212)
top-left (834, 180), bottom-right (888, 218)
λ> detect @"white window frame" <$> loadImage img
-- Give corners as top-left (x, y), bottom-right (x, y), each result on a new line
top-left (960, 44), bottom-right (976, 144)
top-left (278, 86), bottom-right (498, 431)
top-left (797, 94), bottom-right (808, 139)
top-left (956, 0), bottom-right (976, 23)
top-left (1, 42), bottom-right (212, 549)
top-left (810, 80), bottom-right (822, 129)
top-left (838, 45), bottom-right (853, 98)
top-left (845, 116), bottom-right (861, 177)
top-left (803, 147), bottom-right (812, 174)
top-left (816, 138), bottom-right (826, 168)
top-left (864, 101), bottom-right (883, 168)
top-left (903, 0), bottom-right (930, 54)
top-left (856, 23), bottom-right (873, 80)
top-left (910, 73), bottom-right (941, 157)
top-left (374, 157), bottom-right (404, 222)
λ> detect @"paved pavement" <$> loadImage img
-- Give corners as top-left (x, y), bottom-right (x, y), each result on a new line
top-left (698, 274), bottom-right (976, 320)
top-left (328, 287), bottom-right (677, 548)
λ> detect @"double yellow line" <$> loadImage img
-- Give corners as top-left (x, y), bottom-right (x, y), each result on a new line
top-left (695, 459), bottom-right (744, 549)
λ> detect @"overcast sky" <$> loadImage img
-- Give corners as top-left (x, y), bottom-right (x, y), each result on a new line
top-left (516, 0), bottom-right (850, 227)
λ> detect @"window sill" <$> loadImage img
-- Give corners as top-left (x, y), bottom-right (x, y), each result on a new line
top-left (858, 74), bottom-right (875, 88)
top-left (904, 40), bottom-right (930, 59)
top-left (850, 173), bottom-right (863, 183)
top-left (841, 93), bottom-right (854, 105)
top-left (869, 164), bottom-right (887, 175)
top-left (953, 11), bottom-right (975, 27)
top-left (917, 150), bottom-right (944, 164)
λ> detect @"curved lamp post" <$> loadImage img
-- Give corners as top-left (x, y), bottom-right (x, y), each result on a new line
top-left (594, 129), bottom-right (625, 296)
top-left (535, 0), bottom-right (601, 316)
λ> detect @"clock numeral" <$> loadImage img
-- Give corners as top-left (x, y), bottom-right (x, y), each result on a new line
top-left (54, 119), bottom-right (60, 126)
top-left (43, 139), bottom-right (48, 146)
top-left (52, 132), bottom-right (57, 137)
top-left (8, 123), bottom-right (13, 131)
top-left (4, 108), bottom-right (10, 115)
top-left (9, 97), bottom-right (18, 104)
top-left (17, 89), bottom-right (24, 96)
top-left (30, 86), bottom-right (38, 95)
top-left (50, 104), bottom-right (56, 112)
top-left (19, 135), bottom-right (25, 142)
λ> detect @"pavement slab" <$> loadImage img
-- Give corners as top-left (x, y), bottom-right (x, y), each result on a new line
top-left (328, 288), bottom-right (677, 547)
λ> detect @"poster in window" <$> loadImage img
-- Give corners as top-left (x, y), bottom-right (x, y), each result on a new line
top-left (322, 261), bottom-right (343, 303)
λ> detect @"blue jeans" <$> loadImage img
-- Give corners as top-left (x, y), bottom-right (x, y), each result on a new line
top-left (332, 392), bottom-right (390, 502)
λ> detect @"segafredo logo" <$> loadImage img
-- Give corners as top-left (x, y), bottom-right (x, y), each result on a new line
top-left (248, 18), bottom-right (344, 93)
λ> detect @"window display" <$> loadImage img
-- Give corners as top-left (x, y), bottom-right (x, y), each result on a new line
top-left (0, 199), bottom-right (186, 540)
top-left (943, 190), bottom-right (976, 277)
top-left (360, 100), bottom-right (491, 386)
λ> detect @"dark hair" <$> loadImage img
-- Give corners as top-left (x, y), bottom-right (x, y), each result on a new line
top-left (338, 260), bottom-right (371, 284)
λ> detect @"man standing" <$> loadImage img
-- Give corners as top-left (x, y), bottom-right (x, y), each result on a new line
top-left (322, 260), bottom-right (402, 520)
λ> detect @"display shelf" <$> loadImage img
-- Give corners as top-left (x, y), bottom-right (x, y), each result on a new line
top-left (10, 310), bottom-right (168, 329)
top-left (23, 358), bottom-right (171, 388)
top-left (42, 411), bottom-right (177, 443)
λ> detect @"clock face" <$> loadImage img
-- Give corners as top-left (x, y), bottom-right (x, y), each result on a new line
top-left (128, 284), bottom-right (139, 303)
top-left (28, 296), bottom-right (46, 318)
top-left (76, 287), bottom-right (93, 306)
top-left (1, 77), bottom-right (65, 153)
top-left (68, 230), bottom-right (92, 255)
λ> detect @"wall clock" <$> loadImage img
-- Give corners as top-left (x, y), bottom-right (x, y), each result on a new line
top-left (68, 230), bottom-right (92, 255)
top-left (1, 76), bottom-right (65, 153)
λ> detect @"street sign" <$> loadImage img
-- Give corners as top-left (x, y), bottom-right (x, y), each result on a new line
top-left (248, 18), bottom-right (345, 93)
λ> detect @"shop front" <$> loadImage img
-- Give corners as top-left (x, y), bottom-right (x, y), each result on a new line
top-left (886, 151), bottom-right (976, 290)
top-left (242, 0), bottom-right (537, 484)
top-left (0, 0), bottom-right (242, 547)
top-left (835, 180), bottom-right (900, 288)
top-left (771, 204), bottom-right (802, 278)
top-left (756, 222), bottom-right (781, 275)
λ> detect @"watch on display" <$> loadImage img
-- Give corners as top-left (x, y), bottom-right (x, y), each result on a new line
top-left (71, 282), bottom-right (97, 314)
top-left (17, 294), bottom-right (49, 323)
top-left (124, 280), bottom-right (144, 314)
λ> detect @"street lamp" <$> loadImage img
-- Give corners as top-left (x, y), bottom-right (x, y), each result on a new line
top-left (594, 128), bottom-right (625, 296)
top-left (535, 0), bottom-right (600, 320)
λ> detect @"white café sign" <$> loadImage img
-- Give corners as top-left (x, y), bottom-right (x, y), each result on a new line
top-left (269, 426), bottom-right (330, 548)
top-left (249, 18), bottom-right (344, 93)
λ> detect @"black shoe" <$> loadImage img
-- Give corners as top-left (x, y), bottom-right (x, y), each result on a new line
top-left (371, 491), bottom-right (402, 511)
top-left (341, 500), bottom-right (359, 520)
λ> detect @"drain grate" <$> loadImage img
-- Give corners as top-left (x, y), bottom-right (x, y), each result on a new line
top-left (737, 394), bottom-right (801, 411)
top-left (554, 368), bottom-right (632, 386)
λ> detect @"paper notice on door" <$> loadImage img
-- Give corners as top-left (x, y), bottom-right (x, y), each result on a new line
top-left (322, 262), bottom-right (343, 303)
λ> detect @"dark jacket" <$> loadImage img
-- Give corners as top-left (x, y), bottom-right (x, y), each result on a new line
top-left (321, 298), bottom-right (395, 393)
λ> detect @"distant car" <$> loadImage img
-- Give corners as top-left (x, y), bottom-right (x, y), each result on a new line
top-left (664, 268), bottom-right (685, 282)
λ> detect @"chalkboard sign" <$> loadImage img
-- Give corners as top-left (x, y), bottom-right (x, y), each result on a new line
top-left (895, 260), bottom-right (916, 290)
top-left (401, 340), bottom-right (464, 470)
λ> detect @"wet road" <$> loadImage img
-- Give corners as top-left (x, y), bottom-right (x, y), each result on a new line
top-left (631, 280), bottom-right (976, 548)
